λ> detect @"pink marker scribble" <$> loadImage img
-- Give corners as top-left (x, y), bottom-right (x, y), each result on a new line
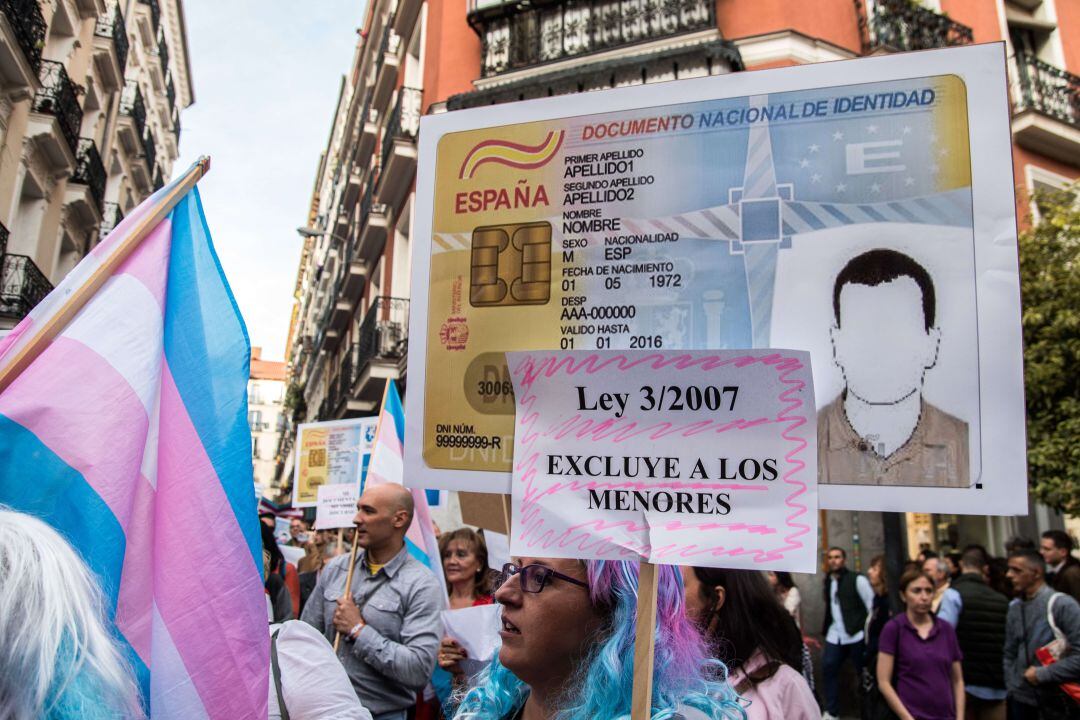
top-left (511, 351), bottom-right (811, 565)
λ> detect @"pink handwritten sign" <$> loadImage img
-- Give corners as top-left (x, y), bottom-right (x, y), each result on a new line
top-left (506, 350), bottom-right (818, 571)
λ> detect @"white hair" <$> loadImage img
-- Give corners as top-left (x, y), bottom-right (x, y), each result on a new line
top-left (0, 507), bottom-right (145, 720)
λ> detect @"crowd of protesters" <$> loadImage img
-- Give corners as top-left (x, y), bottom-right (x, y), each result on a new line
top-left (5, 493), bottom-right (1080, 720)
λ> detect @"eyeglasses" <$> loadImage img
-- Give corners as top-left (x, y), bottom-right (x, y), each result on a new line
top-left (494, 562), bottom-right (589, 594)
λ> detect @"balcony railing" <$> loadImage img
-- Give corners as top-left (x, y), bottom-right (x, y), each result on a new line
top-left (1, 0), bottom-right (47, 73)
top-left (32, 61), bottom-right (83, 157)
top-left (73, 138), bottom-right (106, 214)
top-left (156, 30), bottom-right (170, 74)
top-left (0, 221), bottom-right (8, 260)
top-left (361, 181), bottom-right (387, 225)
top-left (165, 72), bottom-right (176, 112)
top-left (94, 4), bottom-right (129, 73)
top-left (1014, 53), bottom-right (1080, 129)
top-left (120, 80), bottom-right (146, 139)
top-left (859, 0), bottom-right (973, 54)
top-left (357, 297), bottom-right (409, 367)
top-left (143, 126), bottom-right (157, 176)
top-left (380, 87), bottom-right (421, 172)
top-left (0, 254), bottom-right (53, 319)
top-left (471, 0), bottom-right (715, 77)
top-left (139, 0), bottom-right (160, 34)
top-left (101, 202), bottom-right (124, 237)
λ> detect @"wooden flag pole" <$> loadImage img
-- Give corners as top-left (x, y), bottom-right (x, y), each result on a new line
top-left (0, 157), bottom-right (211, 395)
top-left (333, 378), bottom-right (392, 652)
top-left (631, 561), bottom-right (660, 720)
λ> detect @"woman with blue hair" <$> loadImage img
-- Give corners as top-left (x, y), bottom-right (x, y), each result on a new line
top-left (453, 556), bottom-right (744, 720)
top-left (0, 507), bottom-right (145, 720)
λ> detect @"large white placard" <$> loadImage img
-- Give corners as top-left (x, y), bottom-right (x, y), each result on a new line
top-left (404, 43), bottom-right (1025, 515)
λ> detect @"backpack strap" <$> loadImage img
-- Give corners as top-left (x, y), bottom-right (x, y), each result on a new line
top-left (271, 627), bottom-right (290, 720)
top-left (1047, 592), bottom-right (1066, 644)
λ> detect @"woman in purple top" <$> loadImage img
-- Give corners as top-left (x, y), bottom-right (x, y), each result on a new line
top-left (877, 568), bottom-right (965, 720)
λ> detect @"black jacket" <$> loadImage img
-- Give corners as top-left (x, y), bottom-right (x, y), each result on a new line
top-left (952, 571), bottom-right (1008, 689)
top-left (822, 567), bottom-right (869, 637)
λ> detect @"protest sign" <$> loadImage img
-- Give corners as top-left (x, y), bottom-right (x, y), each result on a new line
top-left (314, 483), bottom-right (359, 530)
top-left (403, 43), bottom-right (1024, 515)
top-left (506, 349), bottom-right (817, 571)
top-left (292, 417), bottom-right (378, 507)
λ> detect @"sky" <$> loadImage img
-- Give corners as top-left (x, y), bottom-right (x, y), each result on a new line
top-left (173, 0), bottom-right (366, 362)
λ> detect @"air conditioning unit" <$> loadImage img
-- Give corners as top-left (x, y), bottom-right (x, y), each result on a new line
top-left (377, 321), bottom-right (403, 356)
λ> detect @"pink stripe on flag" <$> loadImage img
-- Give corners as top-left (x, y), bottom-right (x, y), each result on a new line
top-left (114, 471), bottom-right (156, 663)
top-left (0, 337), bottom-right (150, 529)
top-left (0, 336), bottom-right (159, 662)
top-left (378, 409), bottom-right (403, 456)
top-left (153, 363), bottom-right (268, 719)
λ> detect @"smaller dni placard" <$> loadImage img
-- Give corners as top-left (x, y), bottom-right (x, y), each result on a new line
top-left (507, 350), bottom-right (817, 572)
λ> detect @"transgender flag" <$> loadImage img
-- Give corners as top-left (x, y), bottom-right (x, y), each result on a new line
top-left (0, 163), bottom-right (268, 719)
top-left (366, 380), bottom-right (445, 590)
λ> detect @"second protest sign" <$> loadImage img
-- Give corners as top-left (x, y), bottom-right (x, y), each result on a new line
top-left (507, 349), bottom-right (817, 572)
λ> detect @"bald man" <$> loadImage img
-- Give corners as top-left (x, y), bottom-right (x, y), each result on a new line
top-left (301, 484), bottom-right (443, 720)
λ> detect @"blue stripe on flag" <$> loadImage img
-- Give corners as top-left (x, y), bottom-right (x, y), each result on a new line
top-left (0, 415), bottom-right (151, 698)
top-left (405, 537), bottom-right (432, 568)
top-left (163, 189), bottom-right (262, 575)
top-left (385, 381), bottom-right (406, 445)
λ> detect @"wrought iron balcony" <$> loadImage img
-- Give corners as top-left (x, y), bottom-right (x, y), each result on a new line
top-left (139, 0), bottom-right (160, 34)
top-left (1, 0), bottom-right (47, 73)
top-left (100, 202), bottom-right (124, 237)
top-left (120, 80), bottom-right (146, 139)
top-left (156, 30), bottom-right (170, 74)
top-left (73, 138), bottom-right (106, 214)
top-left (858, 0), bottom-right (972, 54)
top-left (380, 87), bottom-right (421, 173)
top-left (94, 4), bottom-right (129, 73)
top-left (165, 72), bottom-right (176, 112)
top-left (357, 297), bottom-right (409, 367)
top-left (32, 61), bottom-right (83, 157)
top-left (0, 220), bottom-right (8, 259)
top-left (0, 254), bottom-right (53, 319)
top-left (143, 126), bottom-right (157, 176)
top-left (469, 0), bottom-right (716, 77)
top-left (1014, 53), bottom-right (1080, 128)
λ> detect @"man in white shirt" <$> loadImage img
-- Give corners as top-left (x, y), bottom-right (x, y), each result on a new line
top-left (821, 547), bottom-right (874, 720)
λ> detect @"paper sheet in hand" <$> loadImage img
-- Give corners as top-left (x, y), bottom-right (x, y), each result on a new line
top-left (440, 604), bottom-right (502, 664)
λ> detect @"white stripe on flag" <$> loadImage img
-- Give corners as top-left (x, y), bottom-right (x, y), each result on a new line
top-left (61, 274), bottom-right (163, 415)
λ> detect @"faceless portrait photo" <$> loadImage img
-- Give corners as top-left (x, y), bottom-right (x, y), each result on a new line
top-left (770, 223), bottom-right (979, 493)
top-left (817, 248), bottom-right (969, 487)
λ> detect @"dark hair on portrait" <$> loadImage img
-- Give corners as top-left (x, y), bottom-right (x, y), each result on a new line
top-left (1042, 529), bottom-right (1076, 551)
top-left (690, 567), bottom-right (803, 675)
top-left (827, 546), bottom-right (847, 560)
top-left (833, 249), bottom-right (936, 331)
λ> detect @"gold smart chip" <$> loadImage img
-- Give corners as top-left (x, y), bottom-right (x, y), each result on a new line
top-left (470, 222), bottom-right (551, 307)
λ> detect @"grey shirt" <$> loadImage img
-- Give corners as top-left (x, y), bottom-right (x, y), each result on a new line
top-left (300, 544), bottom-right (444, 715)
top-left (1003, 584), bottom-right (1080, 706)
